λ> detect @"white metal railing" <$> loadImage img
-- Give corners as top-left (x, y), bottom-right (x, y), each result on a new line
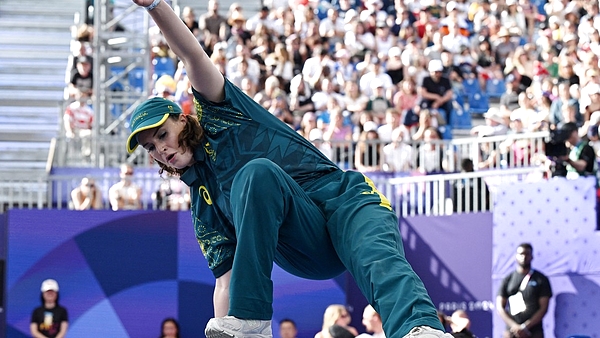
top-left (372, 167), bottom-right (544, 217)
top-left (50, 131), bottom-right (550, 171)
top-left (0, 166), bottom-right (544, 215)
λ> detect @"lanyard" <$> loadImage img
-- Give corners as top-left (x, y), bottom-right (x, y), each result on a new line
top-left (519, 270), bottom-right (534, 291)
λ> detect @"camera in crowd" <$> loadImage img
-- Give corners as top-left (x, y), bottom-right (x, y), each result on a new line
top-left (544, 123), bottom-right (576, 177)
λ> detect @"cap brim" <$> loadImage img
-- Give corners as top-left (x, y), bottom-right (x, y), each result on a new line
top-left (126, 113), bottom-right (170, 154)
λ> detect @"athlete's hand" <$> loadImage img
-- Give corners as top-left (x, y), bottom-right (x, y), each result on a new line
top-left (132, 0), bottom-right (153, 7)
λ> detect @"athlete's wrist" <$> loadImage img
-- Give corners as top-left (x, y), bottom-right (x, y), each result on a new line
top-left (145, 0), bottom-right (161, 11)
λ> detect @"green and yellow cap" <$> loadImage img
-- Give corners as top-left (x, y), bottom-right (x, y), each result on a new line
top-left (126, 97), bottom-right (182, 154)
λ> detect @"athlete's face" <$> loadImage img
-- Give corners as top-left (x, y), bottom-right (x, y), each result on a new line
top-left (137, 115), bottom-right (195, 169)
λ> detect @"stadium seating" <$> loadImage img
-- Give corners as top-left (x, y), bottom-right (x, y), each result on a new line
top-left (462, 78), bottom-right (482, 98)
top-left (486, 78), bottom-right (506, 99)
top-left (152, 56), bottom-right (176, 81)
top-left (467, 93), bottom-right (490, 115)
top-left (451, 104), bottom-right (472, 130)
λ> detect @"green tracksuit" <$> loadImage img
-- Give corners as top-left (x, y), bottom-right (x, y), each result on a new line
top-left (179, 79), bottom-right (443, 337)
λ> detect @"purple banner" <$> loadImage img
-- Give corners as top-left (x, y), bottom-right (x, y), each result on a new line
top-left (493, 177), bottom-right (600, 338)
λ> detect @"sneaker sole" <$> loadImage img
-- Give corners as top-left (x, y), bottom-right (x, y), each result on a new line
top-left (206, 330), bottom-right (271, 338)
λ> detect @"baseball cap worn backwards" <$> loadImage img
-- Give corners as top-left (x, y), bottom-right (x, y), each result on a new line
top-left (126, 97), bottom-right (182, 154)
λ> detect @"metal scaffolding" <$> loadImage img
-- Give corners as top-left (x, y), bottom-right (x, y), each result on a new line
top-left (91, 0), bottom-right (151, 167)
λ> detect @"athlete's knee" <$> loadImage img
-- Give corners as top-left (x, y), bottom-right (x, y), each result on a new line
top-left (236, 158), bottom-right (282, 182)
top-left (232, 159), bottom-right (285, 200)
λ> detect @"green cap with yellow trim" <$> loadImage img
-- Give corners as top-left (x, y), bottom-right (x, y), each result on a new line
top-left (126, 97), bottom-right (182, 154)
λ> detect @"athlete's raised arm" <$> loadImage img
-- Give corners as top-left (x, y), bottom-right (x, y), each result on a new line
top-left (132, 0), bottom-right (225, 102)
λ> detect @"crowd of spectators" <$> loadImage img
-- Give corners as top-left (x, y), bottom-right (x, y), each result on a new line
top-left (64, 0), bottom-right (600, 209)
top-left (139, 0), bottom-right (599, 176)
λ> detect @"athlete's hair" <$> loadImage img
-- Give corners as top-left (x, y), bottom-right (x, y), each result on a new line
top-left (156, 113), bottom-right (204, 176)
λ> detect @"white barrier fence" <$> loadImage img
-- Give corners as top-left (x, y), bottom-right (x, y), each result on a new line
top-left (0, 166), bottom-right (544, 214)
top-left (51, 131), bottom-right (550, 171)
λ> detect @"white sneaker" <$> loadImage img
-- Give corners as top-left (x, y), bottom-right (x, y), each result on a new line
top-left (402, 326), bottom-right (454, 338)
top-left (205, 316), bottom-right (272, 338)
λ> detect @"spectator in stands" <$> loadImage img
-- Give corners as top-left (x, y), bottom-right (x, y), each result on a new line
top-left (289, 74), bottom-right (315, 114)
top-left (30, 279), bottom-right (68, 338)
top-left (452, 158), bottom-right (490, 213)
top-left (342, 81), bottom-right (369, 116)
top-left (265, 43), bottom-right (294, 85)
top-left (227, 44), bottom-right (261, 86)
top-left (412, 109), bottom-right (444, 142)
top-left (374, 21), bottom-right (396, 58)
top-left (313, 78), bottom-right (345, 112)
top-left (439, 1), bottom-right (468, 33)
top-left (393, 79), bottom-right (419, 129)
top-left (153, 173), bottom-right (190, 211)
top-left (308, 128), bottom-right (333, 161)
top-left (324, 109), bottom-right (353, 151)
top-left (108, 164), bottom-right (142, 211)
top-left (66, 40), bottom-right (93, 85)
top-left (159, 317), bottom-right (180, 338)
top-left (366, 79), bottom-right (392, 123)
top-left (254, 75), bottom-right (284, 109)
top-left (559, 122), bottom-right (598, 179)
top-left (508, 46), bottom-right (535, 81)
top-left (359, 57), bottom-right (393, 98)
top-left (302, 46), bottom-right (335, 89)
top-left (510, 91), bottom-right (542, 132)
top-left (587, 123), bottom-right (600, 158)
top-left (419, 60), bottom-right (454, 127)
top-left (472, 0), bottom-right (493, 33)
top-left (198, 0), bottom-right (228, 41)
top-left (440, 49), bottom-right (465, 90)
top-left (333, 49), bottom-right (358, 86)
top-left (499, 74), bottom-right (520, 115)
top-left (181, 6), bottom-right (200, 38)
top-left (383, 127), bottom-right (413, 172)
top-left (550, 81), bottom-right (580, 127)
top-left (279, 319), bottom-right (298, 338)
top-left (319, 8), bottom-right (345, 47)
top-left (501, 0), bottom-right (527, 39)
top-left (345, 21), bottom-right (376, 59)
top-left (474, 37), bottom-right (502, 88)
top-left (71, 176), bottom-right (103, 210)
top-left (269, 95), bottom-right (295, 128)
top-left (423, 32), bottom-right (444, 64)
top-left (446, 310), bottom-right (475, 338)
top-left (358, 304), bottom-right (385, 338)
top-left (442, 23), bottom-right (469, 55)
top-left (493, 27), bottom-right (518, 70)
top-left (63, 89), bottom-right (94, 156)
top-left (377, 108), bottom-right (403, 143)
top-left (246, 6), bottom-right (275, 33)
top-left (315, 305), bottom-right (359, 338)
top-left (355, 121), bottom-right (383, 172)
top-left (68, 56), bottom-right (93, 99)
top-left (299, 111), bottom-right (318, 139)
top-left (154, 75), bottom-right (177, 100)
top-left (471, 108), bottom-right (510, 168)
top-left (416, 127), bottom-right (448, 174)
top-left (226, 10), bottom-right (251, 56)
